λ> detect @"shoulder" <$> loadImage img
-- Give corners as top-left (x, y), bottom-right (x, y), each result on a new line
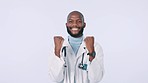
top-left (94, 42), bottom-right (103, 50)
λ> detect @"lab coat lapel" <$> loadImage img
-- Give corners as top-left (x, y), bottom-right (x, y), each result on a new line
top-left (62, 37), bottom-right (69, 47)
top-left (76, 41), bottom-right (87, 59)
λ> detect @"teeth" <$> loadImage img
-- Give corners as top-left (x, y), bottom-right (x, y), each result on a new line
top-left (72, 28), bottom-right (78, 30)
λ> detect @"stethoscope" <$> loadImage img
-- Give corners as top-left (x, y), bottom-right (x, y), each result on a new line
top-left (62, 46), bottom-right (87, 70)
top-left (78, 52), bottom-right (87, 70)
top-left (62, 46), bottom-right (67, 67)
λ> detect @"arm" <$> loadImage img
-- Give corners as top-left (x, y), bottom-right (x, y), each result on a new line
top-left (48, 36), bottom-right (65, 82)
top-left (84, 36), bottom-right (104, 82)
top-left (87, 43), bottom-right (104, 83)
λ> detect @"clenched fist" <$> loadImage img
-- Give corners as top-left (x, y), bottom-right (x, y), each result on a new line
top-left (84, 36), bottom-right (95, 53)
top-left (84, 36), bottom-right (95, 61)
top-left (54, 36), bottom-right (64, 57)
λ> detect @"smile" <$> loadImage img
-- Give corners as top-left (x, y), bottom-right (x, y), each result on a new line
top-left (69, 27), bottom-right (80, 30)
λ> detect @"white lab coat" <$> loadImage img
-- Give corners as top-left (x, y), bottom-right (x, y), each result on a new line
top-left (48, 36), bottom-right (104, 83)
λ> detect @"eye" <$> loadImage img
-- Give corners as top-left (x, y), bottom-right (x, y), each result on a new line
top-left (78, 20), bottom-right (82, 23)
top-left (68, 20), bottom-right (72, 23)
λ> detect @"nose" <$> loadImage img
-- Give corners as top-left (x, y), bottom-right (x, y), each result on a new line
top-left (72, 22), bottom-right (78, 27)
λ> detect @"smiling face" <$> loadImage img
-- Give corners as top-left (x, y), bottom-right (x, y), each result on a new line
top-left (66, 11), bottom-right (86, 38)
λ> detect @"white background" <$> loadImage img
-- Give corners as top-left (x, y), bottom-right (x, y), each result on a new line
top-left (0, 0), bottom-right (148, 83)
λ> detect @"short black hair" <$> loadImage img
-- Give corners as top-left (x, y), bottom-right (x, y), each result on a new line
top-left (67, 11), bottom-right (84, 22)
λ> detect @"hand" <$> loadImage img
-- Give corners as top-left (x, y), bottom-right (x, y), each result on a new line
top-left (84, 36), bottom-right (95, 53)
top-left (54, 36), bottom-right (64, 57)
top-left (84, 36), bottom-right (95, 61)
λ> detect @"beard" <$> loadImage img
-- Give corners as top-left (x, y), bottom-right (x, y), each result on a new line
top-left (66, 26), bottom-right (84, 38)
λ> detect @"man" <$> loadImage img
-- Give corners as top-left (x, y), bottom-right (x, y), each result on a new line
top-left (49, 11), bottom-right (104, 83)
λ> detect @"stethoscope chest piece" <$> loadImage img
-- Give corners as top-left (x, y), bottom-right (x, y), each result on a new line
top-left (78, 52), bottom-right (87, 70)
top-left (78, 63), bottom-right (87, 70)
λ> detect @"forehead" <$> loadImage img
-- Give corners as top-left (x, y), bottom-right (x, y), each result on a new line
top-left (68, 13), bottom-right (82, 20)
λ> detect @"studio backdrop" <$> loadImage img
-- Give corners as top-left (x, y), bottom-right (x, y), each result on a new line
top-left (0, 0), bottom-right (148, 83)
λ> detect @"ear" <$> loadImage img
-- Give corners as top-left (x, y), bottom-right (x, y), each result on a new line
top-left (66, 23), bottom-right (68, 26)
top-left (83, 22), bottom-right (86, 28)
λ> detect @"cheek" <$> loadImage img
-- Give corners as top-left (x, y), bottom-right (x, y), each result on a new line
top-left (78, 23), bottom-right (83, 27)
top-left (66, 24), bottom-right (71, 27)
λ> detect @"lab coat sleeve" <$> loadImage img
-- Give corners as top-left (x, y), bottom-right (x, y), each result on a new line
top-left (87, 43), bottom-right (104, 83)
top-left (48, 44), bottom-right (65, 83)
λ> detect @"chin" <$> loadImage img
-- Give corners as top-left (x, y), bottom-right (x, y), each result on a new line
top-left (72, 34), bottom-right (79, 36)
top-left (71, 32), bottom-right (79, 35)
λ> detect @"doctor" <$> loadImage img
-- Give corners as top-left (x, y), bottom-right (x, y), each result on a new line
top-left (49, 11), bottom-right (104, 83)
